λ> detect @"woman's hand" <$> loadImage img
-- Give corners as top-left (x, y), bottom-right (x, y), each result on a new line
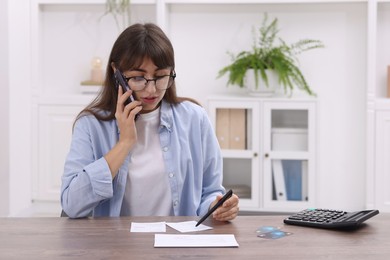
top-left (104, 86), bottom-right (142, 178)
top-left (211, 193), bottom-right (239, 222)
top-left (114, 86), bottom-right (142, 148)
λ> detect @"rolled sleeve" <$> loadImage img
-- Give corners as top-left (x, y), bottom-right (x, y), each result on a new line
top-left (84, 157), bottom-right (113, 198)
top-left (61, 115), bottom-right (118, 218)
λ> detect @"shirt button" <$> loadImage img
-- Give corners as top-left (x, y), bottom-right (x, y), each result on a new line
top-left (169, 173), bottom-right (174, 178)
top-left (163, 147), bottom-right (169, 152)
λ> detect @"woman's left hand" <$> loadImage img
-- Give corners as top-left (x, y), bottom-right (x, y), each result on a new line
top-left (211, 193), bottom-right (239, 222)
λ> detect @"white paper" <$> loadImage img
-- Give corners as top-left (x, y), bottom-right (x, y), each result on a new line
top-left (166, 221), bottom-right (212, 233)
top-left (130, 222), bottom-right (166, 233)
top-left (154, 234), bottom-right (239, 248)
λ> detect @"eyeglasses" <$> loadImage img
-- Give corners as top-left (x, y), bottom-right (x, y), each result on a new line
top-left (124, 72), bottom-right (176, 91)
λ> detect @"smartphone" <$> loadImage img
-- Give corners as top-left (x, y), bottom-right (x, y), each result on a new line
top-left (114, 69), bottom-right (135, 106)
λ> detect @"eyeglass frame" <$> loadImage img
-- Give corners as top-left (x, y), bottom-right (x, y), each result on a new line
top-left (122, 71), bottom-right (176, 92)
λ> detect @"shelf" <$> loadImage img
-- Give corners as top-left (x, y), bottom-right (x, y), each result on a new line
top-left (267, 151), bottom-right (310, 160)
top-left (222, 150), bottom-right (256, 158)
top-left (34, 0), bottom-right (155, 5)
top-left (165, 0), bottom-right (367, 4)
top-left (37, 94), bottom-right (97, 105)
top-left (208, 94), bottom-right (316, 102)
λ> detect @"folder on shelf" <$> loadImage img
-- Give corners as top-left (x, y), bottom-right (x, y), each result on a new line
top-left (282, 160), bottom-right (302, 201)
top-left (229, 109), bottom-right (246, 150)
top-left (216, 109), bottom-right (230, 149)
top-left (272, 160), bottom-right (287, 201)
top-left (216, 108), bottom-right (247, 149)
top-left (273, 160), bottom-right (308, 201)
top-left (301, 161), bottom-right (309, 201)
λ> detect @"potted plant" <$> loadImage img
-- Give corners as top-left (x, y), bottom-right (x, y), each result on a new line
top-left (218, 14), bottom-right (324, 96)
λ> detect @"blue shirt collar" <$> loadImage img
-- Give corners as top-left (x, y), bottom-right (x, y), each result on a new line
top-left (160, 100), bottom-right (173, 132)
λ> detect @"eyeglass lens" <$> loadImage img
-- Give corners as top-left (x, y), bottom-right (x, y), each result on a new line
top-left (128, 75), bottom-right (173, 91)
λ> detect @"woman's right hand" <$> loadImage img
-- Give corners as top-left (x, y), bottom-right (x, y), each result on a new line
top-left (114, 86), bottom-right (142, 149)
top-left (104, 86), bottom-right (142, 178)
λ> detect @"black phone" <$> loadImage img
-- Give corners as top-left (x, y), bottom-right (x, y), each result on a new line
top-left (114, 69), bottom-right (135, 106)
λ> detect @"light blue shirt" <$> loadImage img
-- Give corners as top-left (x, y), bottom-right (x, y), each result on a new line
top-left (61, 100), bottom-right (225, 218)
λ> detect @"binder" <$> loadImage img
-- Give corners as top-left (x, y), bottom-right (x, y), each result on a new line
top-left (273, 160), bottom-right (307, 201)
top-left (216, 109), bottom-right (230, 149)
top-left (301, 160), bottom-right (308, 201)
top-left (216, 109), bottom-right (247, 149)
top-left (272, 160), bottom-right (287, 201)
top-left (229, 109), bottom-right (246, 149)
top-left (282, 160), bottom-right (302, 201)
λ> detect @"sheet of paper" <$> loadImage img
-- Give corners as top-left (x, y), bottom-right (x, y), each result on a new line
top-left (130, 222), bottom-right (166, 233)
top-left (166, 221), bottom-right (212, 232)
top-left (154, 234), bottom-right (239, 248)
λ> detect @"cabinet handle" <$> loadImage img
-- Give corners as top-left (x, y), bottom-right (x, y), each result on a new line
top-left (264, 153), bottom-right (269, 158)
top-left (253, 152), bottom-right (258, 157)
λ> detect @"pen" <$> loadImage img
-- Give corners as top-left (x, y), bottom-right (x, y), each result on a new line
top-left (195, 189), bottom-right (233, 227)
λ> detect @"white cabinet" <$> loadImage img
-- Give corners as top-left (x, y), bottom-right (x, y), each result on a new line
top-left (366, 1), bottom-right (390, 212)
top-left (208, 95), bottom-right (316, 212)
top-left (374, 105), bottom-right (390, 212)
top-left (33, 104), bottom-right (85, 201)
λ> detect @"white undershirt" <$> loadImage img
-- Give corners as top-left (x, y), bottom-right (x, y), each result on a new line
top-left (120, 107), bottom-right (173, 216)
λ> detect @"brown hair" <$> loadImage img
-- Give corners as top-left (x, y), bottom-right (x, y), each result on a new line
top-left (76, 23), bottom-right (198, 122)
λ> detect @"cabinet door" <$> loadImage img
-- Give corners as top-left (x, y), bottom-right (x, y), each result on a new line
top-left (262, 101), bottom-right (316, 211)
top-left (208, 99), bottom-right (261, 209)
top-left (375, 110), bottom-right (390, 212)
top-left (34, 105), bottom-right (83, 201)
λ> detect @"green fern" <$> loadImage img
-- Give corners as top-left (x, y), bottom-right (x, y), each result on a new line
top-left (218, 14), bottom-right (324, 96)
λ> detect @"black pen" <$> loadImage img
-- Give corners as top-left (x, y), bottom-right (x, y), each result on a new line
top-left (195, 189), bottom-right (233, 227)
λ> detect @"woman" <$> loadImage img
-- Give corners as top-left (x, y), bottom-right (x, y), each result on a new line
top-left (61, 23), bottom-right (239, 220)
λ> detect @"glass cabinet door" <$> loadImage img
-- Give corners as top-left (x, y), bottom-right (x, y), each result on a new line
top-left (263, 101), bottom-right (316, 210)
top-left (208, 99), bottom-right (260, 209)
top-left (222, 158), bottom-right (253, 200)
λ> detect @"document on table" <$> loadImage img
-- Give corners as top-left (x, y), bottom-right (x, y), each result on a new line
top-left (130, 222), bottom-right (166, 233)
top-left (154, 234), bottom-right (239, 248)
top-left (130, 221), bottom-right (212, 233)
top-left (166, 221), bottom-right (212, 232)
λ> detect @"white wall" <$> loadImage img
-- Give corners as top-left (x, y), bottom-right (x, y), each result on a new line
top-left (0, 0), bottom-right (10, 216)
top-left (7, 0), bottom-right (33, 216)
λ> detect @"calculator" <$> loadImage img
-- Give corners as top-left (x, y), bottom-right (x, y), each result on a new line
top-left (283, 208), bottom-right (379, 229)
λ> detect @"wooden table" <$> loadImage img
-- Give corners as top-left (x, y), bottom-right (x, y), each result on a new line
top-left (1, 214), bottom-right (389, 259)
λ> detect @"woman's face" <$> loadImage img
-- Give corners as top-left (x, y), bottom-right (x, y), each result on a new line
top-left (122, 58), bottom-right (172, 113)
